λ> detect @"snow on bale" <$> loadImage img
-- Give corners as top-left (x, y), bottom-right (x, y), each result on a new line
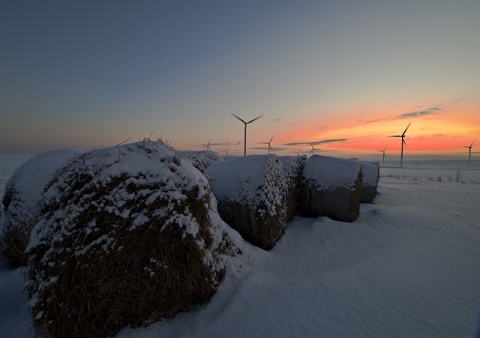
top-left (298, 155), bottom-right (363, 222)
top-left (25, 141), bottom-right (238, 338)
top-left (280, 156), bottom-right (306, 222)
top-left (360, 161), bottom-right (380, 203)
top-left (207, 155), bottom-right (286, 250)
top-left (1, 149), bottom-right (80, 267)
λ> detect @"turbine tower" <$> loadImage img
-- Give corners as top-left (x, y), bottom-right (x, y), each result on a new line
top-left (388, 123), bottom-right (411, 167)
top-left (463, 140), bottom-right (476, 167)
top-left (232, 113), bottom-right (263, 156)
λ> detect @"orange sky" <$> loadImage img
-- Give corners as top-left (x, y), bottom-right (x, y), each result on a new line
top-left (272, 101), bottom-right (479, 158)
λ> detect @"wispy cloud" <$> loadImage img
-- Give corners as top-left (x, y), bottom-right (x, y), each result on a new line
top-left (395, 106), bottom-right (442, 119)
top-left (201, 141), bottom-right (240, 147)
top-left (367, 118), bottom-right (389, 123)
top-left (283, 138), bottom-right (347, 147)
top-left (250, 146), bottom-right (285, 151)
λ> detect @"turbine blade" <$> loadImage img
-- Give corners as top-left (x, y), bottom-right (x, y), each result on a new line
top-left (269, 135), bottom-right (274, 143)
top-left (402, 122), bottom-right (411, 136)
top-left (471, 140), bottom-right (476, 147)
top-left (231, 113), bottom-right (246, 124)
top-left (403, 138), bottom-right (407, 147)
top-left (388, 135), bottom-right (402, 138)
top-left (247, 114), bottom-right (264, 124)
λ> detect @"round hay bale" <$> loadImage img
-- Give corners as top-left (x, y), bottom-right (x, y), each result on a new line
top-left (298, 155), bottom-right (363, 222)
top-left (26, 141), bottom-right (236, 338)
top-left (207, 154), bottom-right (286, 250)
top-left (360, 161), bottom-right (380, 203)
top-left (1, 149), bottom-right (80, 267)
top-left (279, 156), bottom-right (306, 222)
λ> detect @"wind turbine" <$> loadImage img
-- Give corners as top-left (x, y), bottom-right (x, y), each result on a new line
top-left (232, 113), bottom-right (264, 156)
top-left (203, 139), bottom-right (212, 151)
top-left (388, 123), bottom-right (411, 167)
top-left (463, 140), bottom-right (476, 167)
top-left (378, 146), bottom-right (387, 164)
top-left (259, 136), bottom-right (275, 154)
top-left (309, 143), bottom-right (320, 156)
top-left (296, 148), bottom-right (302, 156)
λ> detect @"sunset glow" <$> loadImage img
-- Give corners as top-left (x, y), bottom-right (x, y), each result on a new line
top-left (0, 1), bottom-right (478, 161)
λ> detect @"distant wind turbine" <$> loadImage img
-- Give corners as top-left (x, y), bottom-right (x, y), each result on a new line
top-left (259, 136), bottom-right (275, 154)
top-left (378, 146), bottom-right (387, 164)
top-left (224, 147), bottom-right (229, 156)
top-left (309, 143), bottom-right (320, 156)
top-left (463, 140), bottom-right (476, 167)
top-left (296, 148), bottom-right (302, 156)
top-left (203, 139), bottom-right (212, 151)
top-left (388, 123), bottom-right (411, 167)
top-left (232, 113), bottom-right (264, 156)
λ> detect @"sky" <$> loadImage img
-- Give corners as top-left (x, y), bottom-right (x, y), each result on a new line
top-left (1, 0), bottom-right (479, 160)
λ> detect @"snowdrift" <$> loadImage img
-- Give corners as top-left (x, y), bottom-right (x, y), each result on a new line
top-left (25, 141), bottom-right (237, 338)
top-left (207, 155), bottom-right (286, 250)
top-left (1, 149), bottom-right (80, 266)
top-left (298, 155), bottom-right (363, 222)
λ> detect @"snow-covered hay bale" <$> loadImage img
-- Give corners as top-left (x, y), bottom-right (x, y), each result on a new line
top-left (26, 141), bottom-right (236, 338)
top-left (1, 149), bottom-right (80, 267)
top-left (280, 156), bottom-right (306, 222)
top-left (207, 155), bottom-right (286, 250)
top-left (360, 161), bottom-right (380, 203)
top-left (190, 150), bottom-right (223, 168)
top-left (298, 155), bottom-right (363, 222)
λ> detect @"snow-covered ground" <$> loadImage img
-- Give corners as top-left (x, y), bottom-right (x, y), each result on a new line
top-left (1, 154), bottom-right (480, 337)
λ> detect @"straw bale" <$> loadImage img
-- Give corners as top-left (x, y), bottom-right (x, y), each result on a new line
top-left (298, 155), bottom-right (363, 222)
top-left (360, 161), bottom-right (380, 203)
top-left (1, 149), bottom-right (80, 267)
top-left (207, 155), bottom-right (286, 250)
top-left (25, 141), bottom-right (236, 338)
top-left (279, 156), bottom-right (306, 222)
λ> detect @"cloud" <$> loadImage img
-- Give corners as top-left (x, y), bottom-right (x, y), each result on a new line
top-left (283, 138), bottom-right (348, 147)
top-left (366, 118), bottom-right (389, 123)
top-left (201, 141), bottom-right (240, 147)
top-left (250, 146), bottom-right (285, 151)
top-left (395, 106), bottom-right (442, 119)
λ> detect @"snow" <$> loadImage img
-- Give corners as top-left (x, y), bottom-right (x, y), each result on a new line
top-left (1, 153), bottom-right (480, 337)
top-left (303, 155), bottom-right (362, 188)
